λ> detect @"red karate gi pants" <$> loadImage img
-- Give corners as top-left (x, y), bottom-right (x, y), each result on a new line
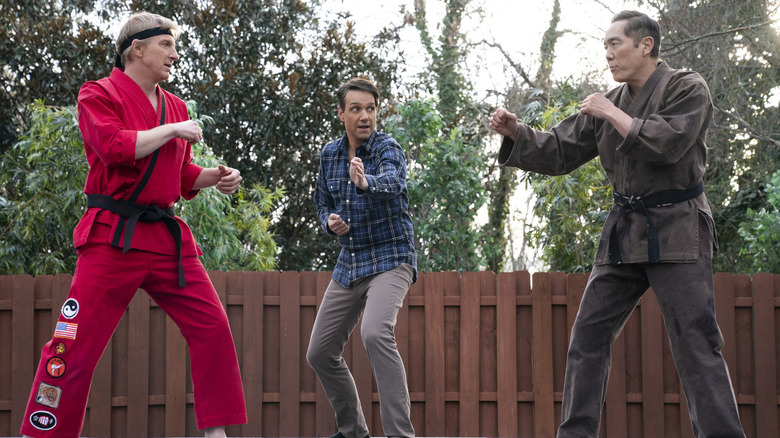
top-left (20, 242), bottom-right (247, 437)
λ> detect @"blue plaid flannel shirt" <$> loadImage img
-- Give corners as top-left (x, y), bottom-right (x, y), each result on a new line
top-left (315, 131), bottom-right (417, 288)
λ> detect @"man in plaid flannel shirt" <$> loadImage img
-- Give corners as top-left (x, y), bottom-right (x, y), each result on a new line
top-left (307, 77), bottom-right (417, 438)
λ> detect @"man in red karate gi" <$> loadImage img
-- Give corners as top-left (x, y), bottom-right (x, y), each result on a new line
top-left (20, 12), bottom-right (247, 438)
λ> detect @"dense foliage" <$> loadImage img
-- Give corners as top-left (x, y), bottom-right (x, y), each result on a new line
top-left (385, 99), bottom-right (488, 271)
top-left (497, 0), bottom-right (780, 273)
top-left (1, 0), bottom-right (406, 272)
top-left (408, 0), bottom-right (501, 271)
top-left (0, 100), bottom-right (281, 275)
top-left (656, 0), bottom-right (780, 272)
top-left (2, 0), bottom-right (778, 275)
top-left (510, 82), bottom-right (612, 273)
top-left (737, 170), bottom-right (780, 273)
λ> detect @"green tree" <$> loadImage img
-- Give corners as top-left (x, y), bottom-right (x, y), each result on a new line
top-left (163, 2), bottom-right (405, 271)
top-left (180, 102), bottom-right (284, 272)
top-left (653, 0), bottom-right (780, 272)
top-left (519, 82), bottom-right (611, 273)
top-left (386, 99), bottom-right (487, 271)
top-left (407, 0), bottom-right (500, 271)
top-left (489, 0), bottom-right (612, 272)
top-left (0, 0), bottom-right (114, 153)
top-left (737, 170), bottom-right (780, 273)
top-left (0, 102), bottom-right (85, 274)
top-left (492, 0), bottom-right (780, 273)
top-left (0, 100), bottom-right (281, 275)
top-left (488, 0), bottom-right (566, 272)
top-left (1, 0), bottom-right (405, 273)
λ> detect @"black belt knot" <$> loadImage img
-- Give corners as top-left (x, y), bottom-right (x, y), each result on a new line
top-left (86, 193), bottom-right (185, 287)
top-left (608, 181), bottom-right (704, 265)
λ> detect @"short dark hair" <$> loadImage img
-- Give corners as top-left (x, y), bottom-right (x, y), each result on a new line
top-left (612, 10), bottom-right (660, 58)
top-left (337, 77), bottom-right (379, 110)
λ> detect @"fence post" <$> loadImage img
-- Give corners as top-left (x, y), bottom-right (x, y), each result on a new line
top-left (532, 272), bottom-right (555, 438)
top-left (497, 272), bottom-right (518, 436)
top-left (11, 275), bottom-right (35, 435)
top-left (242, 271), bottom-right (264, 436)
top-left (459, 272), bottom-right (481, 436)
top-left (424, 272), bottom-right (445, 436)
top-left (127, 292), bottom-right (150, 438)
top-left (279, 272), bottom-right (301, 436)
top-left (752, 273), bottom-right (778, 436)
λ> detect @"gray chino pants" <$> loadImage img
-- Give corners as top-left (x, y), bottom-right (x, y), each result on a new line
top-left (307, 263), bottom-right (415, 438)
top-left (557, 216), bottom-right (745, 438)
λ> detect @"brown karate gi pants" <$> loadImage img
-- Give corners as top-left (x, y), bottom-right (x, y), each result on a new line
top-left (557, 215), bottom-right (745, 438)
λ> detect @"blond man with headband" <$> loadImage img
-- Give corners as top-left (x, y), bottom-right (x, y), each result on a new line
top-left (21, 12), bottom-right (246, 438)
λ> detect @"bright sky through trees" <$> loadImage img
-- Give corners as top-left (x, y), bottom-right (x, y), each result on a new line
top-left (320, 0), bottom-right (638, 99)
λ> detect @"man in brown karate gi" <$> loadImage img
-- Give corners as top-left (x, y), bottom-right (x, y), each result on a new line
top-left (490, 10), bottom-right (745, 438)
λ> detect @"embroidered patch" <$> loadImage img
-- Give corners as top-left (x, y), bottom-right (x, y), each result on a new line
top-left (46, 357), bottom-right (67, 378)
top-left (61, 298), bottom-right (79, 319)
top-left (36, 382), bottom-right (62, 409)
top-left (54, 342), bottom-right (66, 355)
top-left (30, 411), bottom-right (57, 430)
top-left (53, 321), bottom-right (77, 340)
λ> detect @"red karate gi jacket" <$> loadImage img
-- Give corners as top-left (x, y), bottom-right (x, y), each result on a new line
top-left (75, 67), bottom-right (203, 256)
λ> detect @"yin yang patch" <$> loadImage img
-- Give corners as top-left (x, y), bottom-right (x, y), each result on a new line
top-left (61, 298), bottom-right (79, 319)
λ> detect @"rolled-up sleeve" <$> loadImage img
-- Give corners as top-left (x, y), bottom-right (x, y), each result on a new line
top-left (180, 162), bottom-right (203, 200)
top-left (359, 146), bottom-right (406, 199)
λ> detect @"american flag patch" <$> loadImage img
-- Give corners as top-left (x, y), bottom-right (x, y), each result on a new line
top-left (54, 322), bottom-right (77, 340)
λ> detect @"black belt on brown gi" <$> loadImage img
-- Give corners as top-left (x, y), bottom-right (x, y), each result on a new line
top-left (608, 180), bottom-right (704, 264)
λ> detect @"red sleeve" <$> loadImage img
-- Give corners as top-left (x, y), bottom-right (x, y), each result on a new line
top-left (180, 147), bottom-right (203, 200)
top-left (77, 82), bottom-right (137, 168)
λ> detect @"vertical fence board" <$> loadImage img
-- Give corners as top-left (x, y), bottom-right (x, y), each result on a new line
top-left (496, 272), bottom-right (518, 437)
top-left (459, 272), bottom-right (481, 436)
top-left (424, 272), bottom-right (445, 436)
top-left (0, 276), bottom-right (12, 436)
top-left (733, 274), bottom-right (757, 435)
top-left (127, 292), bottom-right (150, 438)
top-left (210, 271), bottom-right (227, 309)
top-left (640, 292), bottom-right (665, 437)
top-left (752, 273), bottom-right (778, 437)
top-left (3, 271), bottom-right (778, 436)
top-left (11, 275), bottom-right (35, 435)
top-left (51, 274), bottom-right (70, 329)
top-left (242, 271), bottom-right (264, 436)
top-left (714, 273), bottom-right (739, 388)
top-left (565, 274), bottom-right (587, 344)
top-left (532, 272), bottom-right (555, 438)
top-left (279, 272), bottom-right (301, 436)
top-left (314, 273), bottom-right (334, 435)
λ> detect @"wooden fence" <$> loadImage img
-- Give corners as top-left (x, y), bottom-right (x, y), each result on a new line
top-left (1, 271), bottom-right (778, 437)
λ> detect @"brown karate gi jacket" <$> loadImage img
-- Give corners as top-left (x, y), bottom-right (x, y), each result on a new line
top-left (499, 61), bottom-right (718, 265)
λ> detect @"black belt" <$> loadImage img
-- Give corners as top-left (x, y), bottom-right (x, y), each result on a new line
top-left (86, 193), bottom-right (185, 287)
top-left (608, 180), bottom-right (704, 264)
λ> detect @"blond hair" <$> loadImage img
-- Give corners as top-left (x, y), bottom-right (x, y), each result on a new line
top-left (116, 12), bottom-right (180, 66)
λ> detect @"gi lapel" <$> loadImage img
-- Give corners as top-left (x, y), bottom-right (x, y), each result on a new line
top-left (625, 61), bottom-right (668, 118)
top-left (111, 91), bottom-right (166, 247)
